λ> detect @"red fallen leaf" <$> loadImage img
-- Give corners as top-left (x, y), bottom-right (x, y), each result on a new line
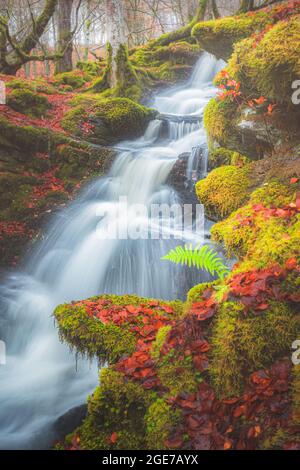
top-left (289, 293), bottom-right (300, 302)
top-left (290, 177), bottom-right (299, 184)
top-left (110, 432), bottom-right (118, 444)
top-left (193, 355), bottom-right (209, 372)
top-left (222, 397), bottom-right (239, 405)
top-left (165, 437), bottom-right (184, 449)
top-left (251, 370), bottom-right (271, 387)
top-left (254, 96), bottom-right (266, 105)
top-left (187, 415), bottom-right (200, 430)
top-left (199, 420), bottom-right (214, 435)
top-left (180, 399), bottom-right (197, 410)
top-left (224, 439), bottom-right (233, 450)
top-left (247, 425), bottom-right (261, 439)
top-left (233, 405), bottom-right (246, 418)
top-left (191, 339), bottom-right (210, 353)
top-left (255, 302), bottom-right (269, 311)
top-left (285, 258), bottom-right (297, 270)
top-left (161, 305), bottom-right (174, 314)
top-left (267, 103), bottom-right (275, 115)
top-left (70, 435), bottom-right (81, 450)
top-left (126, 305), bottom-right (140, 314)
top-left (193, 435), bottom-right (212, 450)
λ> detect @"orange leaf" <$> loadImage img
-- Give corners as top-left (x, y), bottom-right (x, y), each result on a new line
top-left (110, 432), bottom-right (118, 444)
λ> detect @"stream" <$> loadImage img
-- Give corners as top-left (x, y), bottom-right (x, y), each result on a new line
top-left (0, 53), bottom-right (224, 449)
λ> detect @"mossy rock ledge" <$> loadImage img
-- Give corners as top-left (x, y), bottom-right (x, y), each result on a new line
top-left (61, 98), bottom-right (157, 145)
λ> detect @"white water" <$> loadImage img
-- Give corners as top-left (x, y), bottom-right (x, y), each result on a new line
top-left (0, 53), bottom-right (224, 449)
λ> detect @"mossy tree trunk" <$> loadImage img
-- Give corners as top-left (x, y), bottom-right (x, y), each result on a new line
top-left (105, 0), bottom-right (126, 88)
top-left (195, 0), bottom-right (208, 22)
top-left (211, 0), bottom-right (221, 19)
top-left (0, 0), bottom-right (59, 75)
top-left (55, 0), bottom-right (74, 74)
top-left (239, 0), bottom-right (255, 13)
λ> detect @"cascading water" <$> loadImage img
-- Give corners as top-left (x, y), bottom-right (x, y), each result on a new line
top-left (0, 53), bottom-right (224, 449)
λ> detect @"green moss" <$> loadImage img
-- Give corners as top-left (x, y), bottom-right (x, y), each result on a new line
top-left (145, 398), bottom-right (182, 449)
top-left (73, 369), bottom-right (152, 450)
top-left (155, 62), bottom-right (192, 83)
top-left (211, 180), bottom-right (300, 266)
top-left (61, 98), bottom-right (156, 144)
top-left (210, 301), bottom-right (300, 398)
top-left (115, 44), bottom-right (140, 96)
top-left (149, 24), bottom-right (193, 48)
top-left (76, 60), bottom-right (104, 76)
top-left (151, 326), bottom-right (172, 362)
top-left (54, 303), bottom-right (137, 364)
top-left (226, 18), bottom-right (300, 108)
top-left (131, 41), bottom-right (201, 68)
top-left (196, 165), bottom-right (250, 220)
top-left (0, 115), bottom-right (67, 154)
top-left (61, 106), bottom-right (87, 136)
top-left (54, 70), bottom-right (92, 89)
top-left (209, 147), bottom-right (249, 170)
top-left (8, 77), bottom-right (56, 94)
top-left (158, 354), bottom-right (198, 396)
top-left (192, 10), bottom-right (271, 60)
top-left (86, 44), bottom-right (112, 94)
top-left (204, 97), bottom-right (238, 146)
top-left (54, 294), bottom-right (182, 362)
top-left (186, 281), bottom-right (216, 304)
top-left (7, 89), bottom-right (50, 118)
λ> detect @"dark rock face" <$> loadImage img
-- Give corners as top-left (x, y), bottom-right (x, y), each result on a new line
top-left (167, 151), bottom-right (204, 206)
top-left (51, 404), bottom-right (88, 446)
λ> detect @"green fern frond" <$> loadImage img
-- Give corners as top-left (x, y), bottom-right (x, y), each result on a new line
top-left (161, 244), bottom-right (230, 280)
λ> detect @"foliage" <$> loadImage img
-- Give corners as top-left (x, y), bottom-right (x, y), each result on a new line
top-left (162, 244), bottom-right (230, 279)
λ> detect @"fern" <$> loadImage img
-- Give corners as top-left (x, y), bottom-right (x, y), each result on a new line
top-left (161, 244), bottom-right (230, 280)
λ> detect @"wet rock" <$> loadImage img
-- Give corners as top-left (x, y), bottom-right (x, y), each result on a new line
top-left (51, 404), bottom-right (87, 445)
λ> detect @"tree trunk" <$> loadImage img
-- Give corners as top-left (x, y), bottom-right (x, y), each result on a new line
top-left (55, 0), bottom-right (74, 74)
top-left (105, 0), bottom-right (126, 88)
top-left (211, 0), bottom-right (221, 19)
top-left (195, 0), bottom-right (208, 22)
top-left (239, 0), bottom-right (254, 13)
top-left (0, 0), bottom-right (58, 75)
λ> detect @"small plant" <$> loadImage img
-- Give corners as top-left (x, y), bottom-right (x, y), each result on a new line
top-left (162, 244), bottom-right (230, 280)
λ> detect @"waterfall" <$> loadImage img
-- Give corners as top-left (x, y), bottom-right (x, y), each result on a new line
top-left (0, 53), bottom-right (224, 449)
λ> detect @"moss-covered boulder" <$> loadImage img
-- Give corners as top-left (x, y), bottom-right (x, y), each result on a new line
top-left (225, 18), bottom-right (300, 110)
top-left (202, 10), bottom-right (300, 159)
top-left (210, 300), bottom-right (300, 398)
top-left (54, 294), bottom-right (182, 362)
top-left (8, 77), bottom-right (57, 94)
top-left (53, 70), bottom-right (93, 90)
top-left (196, 165), bottom-right (251, 220)
top-left (192, 3), bottom-right (300, 61)
top-left (212, 180), bottom-right (300, 269)
top-left (67, 368), bottom-right (152, 450)
top-left (6, 89), bottom-right (51, 118)
top-left (61, 97), bottom-right (156, 144)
